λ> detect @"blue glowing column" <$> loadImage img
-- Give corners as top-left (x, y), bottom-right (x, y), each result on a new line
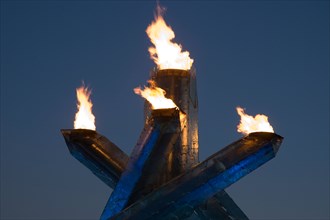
top-left (100, 108), bottom-right (181, 220)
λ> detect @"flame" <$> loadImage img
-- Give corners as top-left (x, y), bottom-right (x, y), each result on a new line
top-left (146, 5), bottom-right (193, 70)
top-left (134, 80), bottom-right (177, 109)
top-left (74, 85), bottom-right (96, 130)
top-left (236, 107), bottom-right (274, 135)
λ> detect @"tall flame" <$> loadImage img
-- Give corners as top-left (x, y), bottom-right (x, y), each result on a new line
top-left (236, 107), bottom-right (274, 135)
top-left (134, 80), bottom-right (177, 109)
top-left (146, 5), bottom-right (193, 70)
top-left (74, 85), bottom-right (96, 130)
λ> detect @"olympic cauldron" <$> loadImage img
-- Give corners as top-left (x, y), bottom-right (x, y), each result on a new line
top-left (61, 67), bottom-right (283, 220)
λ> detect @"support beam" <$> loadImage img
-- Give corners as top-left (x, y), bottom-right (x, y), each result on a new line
top-left (100, 108), bottom-right (181, 220)
top-left (110, 132), bottom-right (283, 220)
top-left (61, 129), bottom-right (250, 219)
top-left (193, 190), bottom-right (249, 220)
top-left (146, 68), bottom-right (199, 172)
top-left (61, 129), bottom-right (128, 189)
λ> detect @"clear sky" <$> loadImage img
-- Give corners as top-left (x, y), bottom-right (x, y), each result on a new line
top-left (1, 1), bottom-right (329, 219)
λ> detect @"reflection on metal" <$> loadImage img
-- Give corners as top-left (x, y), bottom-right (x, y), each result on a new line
top-left (61, 129), bottom-right (249, 219)
top-left (193, 190), bottom-right (249, 220)
top-left (100, 108), bottom-right (181, 219)
top-left (61, 129), bottom-right (250, 220)
top-left (145, 68), bottom-right (199, 173)
top-left (61, 67), bottom-right (283, 220)
top-left (61, 129), bottom-right (128, 189)
top-left (111, 132), bottom-right (283, 219)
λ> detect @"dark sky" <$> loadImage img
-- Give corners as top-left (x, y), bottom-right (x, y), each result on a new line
top-left (1, 1), bottom-right (329, 219)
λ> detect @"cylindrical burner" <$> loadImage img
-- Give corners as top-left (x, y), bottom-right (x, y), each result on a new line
top-left (144, 67), bottom-right (199, 175)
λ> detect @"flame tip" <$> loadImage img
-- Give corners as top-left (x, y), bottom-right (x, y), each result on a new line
top-left (134, 81), bottom-right (177, 110)
top-left (146, 5), bottom-right (193, 70)
top-left (74, 84), bottom-right (96, 130)
top-left (236, 107), bottom-right (274, 135)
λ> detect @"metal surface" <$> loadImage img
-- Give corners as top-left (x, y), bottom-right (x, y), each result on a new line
top-left (61, 129), bottom-right (249, 219)
top-left (61, 129), bottom-right (247, 219)
top-left (101, 108), bottom-right (181, 220)
top-left (145, 68), bottom-right (199, 173)
top-left (61, 129), bottom-right (128, 189)
top-left (146, 68), bottom-right (248, 219)
top-left (62, 67), bottom-right (283, 219)
top-left (111, 132), bottom-right (283, 220)
top-left (193, 190), bottom-right (249, 220)
top-left (128, 109), bottom-right (183, 203)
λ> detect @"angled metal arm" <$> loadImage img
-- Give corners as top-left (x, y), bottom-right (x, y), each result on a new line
top-left (194, 190), bottom-right (249, 220)
top-left (61, 128), bottom-right (252, 219)
top-left (110, 132), bottom-right (283, 220)
top-left (101, 108), bottom-right (181, 219)
top-left (61, 129), bottom-right (128, 189)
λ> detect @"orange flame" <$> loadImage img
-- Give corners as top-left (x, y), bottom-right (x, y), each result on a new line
top-left (134, 80), bottom-right (177, 109)
top-left (236, 107), bottom-right (274, 135)
top-left (146, 5), bottom-right (193, 70)
top-left (74, 85), bottom-right (96, 130)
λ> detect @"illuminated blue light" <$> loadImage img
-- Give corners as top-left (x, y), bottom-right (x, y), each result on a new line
top-left (100, 127), bottom-right (161, 220)
top-left (171, 144), bottom-right (275, 216)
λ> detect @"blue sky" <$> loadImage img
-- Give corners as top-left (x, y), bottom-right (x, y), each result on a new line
top-left (1, 1), bottom-right (329, 219)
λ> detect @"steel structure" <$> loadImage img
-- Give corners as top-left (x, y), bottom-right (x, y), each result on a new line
top-left (61, 129), bottom-right (128, 189)
top-left (61, 68), bottom-right (283, 220)
top-left (147, 68), bottom-right (199, 172)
